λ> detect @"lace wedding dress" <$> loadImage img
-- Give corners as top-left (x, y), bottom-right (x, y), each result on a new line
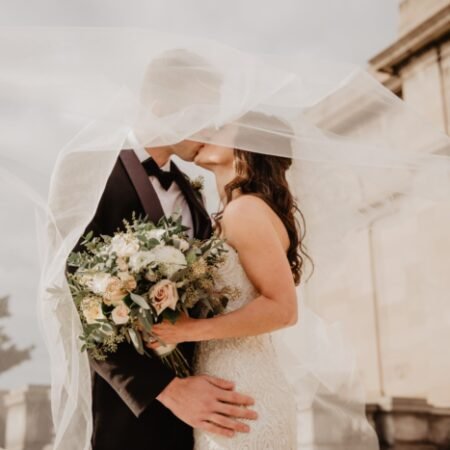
top-left (193, 243), bottom-right (297, 449)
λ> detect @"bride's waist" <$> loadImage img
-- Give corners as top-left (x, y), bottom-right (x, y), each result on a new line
top-left (193, 334), bottom-right (293, 394)
top-left (194, 334), bottom-right (276, 361)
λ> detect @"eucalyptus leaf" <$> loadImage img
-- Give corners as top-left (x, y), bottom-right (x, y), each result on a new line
top-left (128, 328), bottom-right (144, 355)
top-left (139, 313), bottom-right (153, 332)
top-left (186, 249), bottom-right (197, 264)
top-left (82, 230), bottom-right (94, 243)
top-left (147, 238), bottom-right (160, 247)
top-left (130, 292), bottom-right (150, 310)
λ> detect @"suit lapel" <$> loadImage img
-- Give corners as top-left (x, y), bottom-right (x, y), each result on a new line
top-left (170, 162), bottom-right (212, 239)
top-left (119, 149), bottom-right (165, 225)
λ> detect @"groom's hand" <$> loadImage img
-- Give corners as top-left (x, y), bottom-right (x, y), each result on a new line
top-left (156, 375), bottom-right (257, 438)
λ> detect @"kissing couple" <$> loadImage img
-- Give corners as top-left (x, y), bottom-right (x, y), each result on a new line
top-left (74, 49), bottom-right (307, 450)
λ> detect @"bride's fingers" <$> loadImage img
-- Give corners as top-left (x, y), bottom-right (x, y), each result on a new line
top-left (207, 413), bottom-right (250, 433)
top-left (215, 402), bottom-right (258, 421)
top-left (199, 420), bottom-right (235, 438)
top-left (153, 320), bottom-right (174, 329)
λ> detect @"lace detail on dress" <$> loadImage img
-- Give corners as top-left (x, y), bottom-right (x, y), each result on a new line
top-left (193, 243), bottom-right (297, 450)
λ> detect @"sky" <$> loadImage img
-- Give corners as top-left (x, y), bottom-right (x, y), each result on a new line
top-left (0, 0), bottom-right (399, 389)
top-left (0, 0), bottom-right (398, 61)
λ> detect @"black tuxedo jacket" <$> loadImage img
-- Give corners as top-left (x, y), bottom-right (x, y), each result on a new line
top-left (72, 149), bottom-right (212, 450)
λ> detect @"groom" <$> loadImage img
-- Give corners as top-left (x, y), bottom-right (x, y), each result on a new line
top-left (79, 142), bottom-right (257, 450)
top-left (73, 49), bottom-right (257, 450)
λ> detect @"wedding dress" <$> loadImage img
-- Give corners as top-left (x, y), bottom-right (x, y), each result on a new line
top-left (194, 242), bottom-right (297, 449)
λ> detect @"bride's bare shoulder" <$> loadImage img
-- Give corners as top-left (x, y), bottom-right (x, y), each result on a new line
top-left (223, 194), bottom-right (271, 219)
top-left (222, 195), bottom-right (275, 235)
top-left (221, 194), bottom-right (289, 252)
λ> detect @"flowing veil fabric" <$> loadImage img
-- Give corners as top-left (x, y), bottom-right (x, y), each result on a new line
top-left (1, 27), bottom-right (450, 449)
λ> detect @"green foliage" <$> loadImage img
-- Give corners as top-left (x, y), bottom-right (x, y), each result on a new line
top-left (0, 295), bottom-right (34, 374)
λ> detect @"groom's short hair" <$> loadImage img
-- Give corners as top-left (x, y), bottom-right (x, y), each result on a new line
top-left (140, 48), bottom-right (223, 116)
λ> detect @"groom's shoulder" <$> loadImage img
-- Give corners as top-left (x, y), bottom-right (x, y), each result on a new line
top-left (99, 149), bottom-right (136, 195)
top-left (108, 148), bottom-right (134, 177)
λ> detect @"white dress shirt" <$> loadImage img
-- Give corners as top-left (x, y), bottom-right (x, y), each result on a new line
top-left (134, 146), bottom-right (194, 238)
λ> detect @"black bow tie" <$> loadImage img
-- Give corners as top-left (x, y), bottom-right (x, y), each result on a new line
top-left (142, 158), bottom-right (176, 190)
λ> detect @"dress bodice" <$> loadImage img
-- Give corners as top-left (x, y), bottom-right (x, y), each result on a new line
top-left (215, 242), bottom-right (259, 313)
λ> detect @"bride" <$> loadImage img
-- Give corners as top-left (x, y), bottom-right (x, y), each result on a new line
top-left (150, 114), bottom-right (310, 449)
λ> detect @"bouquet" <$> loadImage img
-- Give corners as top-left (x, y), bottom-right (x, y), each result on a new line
top-left (66, 214), bottom-right (233, 377)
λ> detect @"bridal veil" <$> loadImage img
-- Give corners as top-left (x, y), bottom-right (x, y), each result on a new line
top-left (1, 27), bottom-right (450, 449)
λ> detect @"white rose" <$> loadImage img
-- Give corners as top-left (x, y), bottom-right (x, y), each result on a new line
top-left (110, 234), bottom-right (140, 258)
top-left (148, 280), bottom-right (179, 316)
top-left (81, 296), bottom-right (106, 324)
top-left (145, 229), bottom-right (166, 242)
top-left (82, 272), bottom-right (112, 295)
top-left (111, 301), bottom-right (130, 325)
top-left (128, 251), bottom-right (157, 273)
top-left (152, 245), bottom-right (187, 277)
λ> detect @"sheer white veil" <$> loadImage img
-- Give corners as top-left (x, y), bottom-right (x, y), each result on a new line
top-left (1, 27), bottom-right (450, 449)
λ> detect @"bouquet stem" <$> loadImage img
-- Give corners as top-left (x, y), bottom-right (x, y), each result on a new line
top-left (156, 344), bottom-right (191, 378)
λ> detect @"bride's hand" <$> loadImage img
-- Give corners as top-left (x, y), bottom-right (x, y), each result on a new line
top-left (149, 313), bottom-right (198, 346)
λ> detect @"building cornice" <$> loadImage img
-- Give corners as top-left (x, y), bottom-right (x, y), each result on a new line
top-left (369, 4), bottom-right (450, 73)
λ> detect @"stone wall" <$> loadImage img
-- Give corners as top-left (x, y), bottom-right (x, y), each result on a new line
top-left (399, 0), bottom-right (450, 36)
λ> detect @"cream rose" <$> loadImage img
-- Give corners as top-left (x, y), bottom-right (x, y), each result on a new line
top-left (117, 272), bottom-right (137, 291)
top-left (103, 276), bottom-right (127, 306)
top-left (110, 233), bottom-right (140, 258)
top-left (148, 280), bottom-right (179, 316)
top-left (81, 296), bottom-right (105, 324)
top-left (111, 301), bottom-right (130, 325)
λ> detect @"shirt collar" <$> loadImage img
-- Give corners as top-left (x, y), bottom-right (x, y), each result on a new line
top-left (136, 148), bottom-right (171, 171)
top-left (160, 159), bottom-right (171, 172)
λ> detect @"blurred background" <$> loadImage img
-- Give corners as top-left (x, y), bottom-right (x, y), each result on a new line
top-left (0, 0), bottom-right (449, 449)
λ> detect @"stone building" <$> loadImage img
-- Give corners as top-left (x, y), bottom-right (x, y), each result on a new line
top-left (337, 1), bottom-right (450, 448)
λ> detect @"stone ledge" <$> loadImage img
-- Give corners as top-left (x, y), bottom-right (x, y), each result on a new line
top-left (367, 397), bottom-right (450, 449)
top-left (370, 4), bottom-right (450, 73)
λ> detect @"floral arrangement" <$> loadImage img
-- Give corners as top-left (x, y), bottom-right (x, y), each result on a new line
top-left (66, 214), bottom-right (233, 376)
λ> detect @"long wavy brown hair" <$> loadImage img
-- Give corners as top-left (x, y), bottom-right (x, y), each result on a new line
top-left (214, 113), bottom-right (313, 285)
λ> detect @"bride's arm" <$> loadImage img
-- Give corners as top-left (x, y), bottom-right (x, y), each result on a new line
top-left (151, 195), bottom-right (298, 344)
